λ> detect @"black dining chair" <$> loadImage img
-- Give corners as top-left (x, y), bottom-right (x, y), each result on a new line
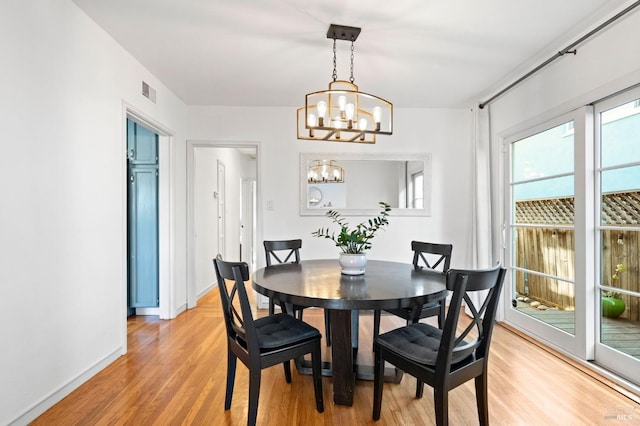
top-left (264, 239), bottom-right (303, 316)
top-left (372, 241), bottom-right (453, 347)
top-left (372, 264), bottom-right (506, 425)
top-left (264, 239), bottom-right (333, 345)
top-left (213, 257), bottom-right (324, 426)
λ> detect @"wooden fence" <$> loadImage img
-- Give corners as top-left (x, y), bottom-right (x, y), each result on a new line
top-left (514, 227), bottom-right (639, 321)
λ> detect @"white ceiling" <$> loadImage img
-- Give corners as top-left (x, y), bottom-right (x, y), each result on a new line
top-left (72, 0), bottom-right (627, 108)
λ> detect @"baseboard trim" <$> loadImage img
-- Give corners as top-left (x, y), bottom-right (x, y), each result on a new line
top-left (135, 307), bottom-right (160, 316)
top-left (196, 283), bottom-right (215, 302)
top-left (9, 348), bottom-right (123, 426)
top-left (175, 302), bottom-right (187, 316)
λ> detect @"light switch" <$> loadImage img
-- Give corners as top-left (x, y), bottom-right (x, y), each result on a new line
top-left (267, 200), bottom-right (274, 210)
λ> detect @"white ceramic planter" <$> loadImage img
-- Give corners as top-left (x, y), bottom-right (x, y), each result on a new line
top-left (338, 252), bottom-right (367, 275)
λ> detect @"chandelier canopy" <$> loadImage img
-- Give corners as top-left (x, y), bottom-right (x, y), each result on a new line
top-left (297, 24), bottom-right (393, 144)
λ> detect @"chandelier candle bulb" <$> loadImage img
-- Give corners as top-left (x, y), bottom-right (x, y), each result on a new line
top-left (358, 117), bottom-right (367, 140)
top-left (346, 103), bottom-right (355, 128)
top-left (373, 106), bottom-right (382, 131)
top-left (307, 113), bottom-right (317, 137)
top-left (338, 95), bottom-right (347, 118)
top-left (317, 101), bottom-right (327, 126)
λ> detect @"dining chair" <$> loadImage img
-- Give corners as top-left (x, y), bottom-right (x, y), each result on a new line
top-left (372, 241), bottom-right (453, 348)
top-left (264, 239), bottom-right (302, 316)
top-left (264, 239), bottom-right (333, 345)
top-left (213, 257), bottom-right (324, 426)
top-left (372, 264), bottom-right (506, 425)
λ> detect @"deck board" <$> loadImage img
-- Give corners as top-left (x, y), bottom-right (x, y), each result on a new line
top-left (515, 301), bottom-right (640, 359)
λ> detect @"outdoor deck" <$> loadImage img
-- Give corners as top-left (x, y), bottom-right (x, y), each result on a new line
top-left (515, 301), bottom-right (640, 358)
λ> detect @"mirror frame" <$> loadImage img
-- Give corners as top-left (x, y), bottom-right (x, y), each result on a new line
top-left (299, 152), bottom-right (432, 216)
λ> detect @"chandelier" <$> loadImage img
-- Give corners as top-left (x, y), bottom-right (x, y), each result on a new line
top-left (297, 24), bottom-right (393, 144)
top-left (307, 160), bottom-right (344, 183)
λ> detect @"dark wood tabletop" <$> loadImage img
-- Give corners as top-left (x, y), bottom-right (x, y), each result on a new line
top-left (252, 258), bottom-right (447, 406)
top-left (253, 258), bottom-right (446, 310)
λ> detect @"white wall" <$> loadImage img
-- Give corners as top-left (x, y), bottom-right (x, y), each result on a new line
top-left (0, 1), bottom-right (188, 424)
top-left (491, 8), bottom-right (640, 136)
top-left (187, 106), bottom-right (475, 269)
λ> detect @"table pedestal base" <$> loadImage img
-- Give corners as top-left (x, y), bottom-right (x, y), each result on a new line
top-left (295, 309), bottom-right (404, 406)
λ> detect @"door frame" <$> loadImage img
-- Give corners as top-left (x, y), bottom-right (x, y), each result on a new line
top-left (186, 140), bottom-right (261, 309)
top-left (122, 103), bottom-right (175, 352)
top-left (241, 177), bottom-right (257, 270)
top-left (217, 159), bottom-right (226, 260)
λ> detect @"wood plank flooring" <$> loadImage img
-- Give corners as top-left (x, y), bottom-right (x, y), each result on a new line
top-left (31, 289), bottom-right (640, 425)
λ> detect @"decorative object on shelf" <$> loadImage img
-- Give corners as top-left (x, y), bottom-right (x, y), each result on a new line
top-left (312, 201), bottom-right (391, 275)
top-left (307, 160), bottom-right (344, 183)
top-left (297, 24), bottom-right (393, 144)
top-left (602, 263), bottom-right (626, 318)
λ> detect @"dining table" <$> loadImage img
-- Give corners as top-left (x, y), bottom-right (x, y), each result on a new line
top-left (252, 258), bottom-right (447, 406)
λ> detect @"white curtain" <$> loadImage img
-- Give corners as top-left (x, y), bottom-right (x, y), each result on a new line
top-left (467, 105), bottom-right (495, 317)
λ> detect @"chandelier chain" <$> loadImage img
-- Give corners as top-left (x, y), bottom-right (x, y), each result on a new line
top-left (350, 40), bottom-right (355, 83)
top-left (332, 38), bottom-right (338, 82)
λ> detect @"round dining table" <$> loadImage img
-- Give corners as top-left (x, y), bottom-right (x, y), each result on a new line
top-left (252, 259), bottom-right (447, 406)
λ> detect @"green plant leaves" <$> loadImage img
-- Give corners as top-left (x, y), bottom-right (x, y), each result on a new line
top-left (311, 201), bottom-right (391, 254)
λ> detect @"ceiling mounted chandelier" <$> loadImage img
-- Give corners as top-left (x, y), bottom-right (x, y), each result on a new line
top-left (297, 24), bottom-right (393, 144)
top-left (307, 160), bottom-right (344, 184)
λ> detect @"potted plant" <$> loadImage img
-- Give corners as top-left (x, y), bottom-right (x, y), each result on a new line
top-left (602, 263), bottom-right (626, 318)
top-left (312, 201), bottom-right (391, 275)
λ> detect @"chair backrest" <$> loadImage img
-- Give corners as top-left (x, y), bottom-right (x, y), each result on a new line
top-left (264, 239), bottom-right (302, 267)
top-left (411, 240), bottom-right (453, 272)
top-left (213, 257), bottom-right (259, 353)
top-left (437, 265), bottom-right (506, 371)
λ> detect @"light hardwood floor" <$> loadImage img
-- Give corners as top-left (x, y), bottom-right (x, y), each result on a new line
top-left (32, 288), bottom-right (640, 425)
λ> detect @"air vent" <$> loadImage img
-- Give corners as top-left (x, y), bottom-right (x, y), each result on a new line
top-left (142, 81), bottom-right (156, 103)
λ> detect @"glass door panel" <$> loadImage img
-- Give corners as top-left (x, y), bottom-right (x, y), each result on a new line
top-left (596, 91), bottom-right (640, 384)
top-left (505, 113), bottom-right (580, 353)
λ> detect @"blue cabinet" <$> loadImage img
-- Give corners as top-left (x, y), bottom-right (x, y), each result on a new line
top-left (127, 120), bottom-right (159, 309)
top-left (127, 119), bottom-right (158, 165)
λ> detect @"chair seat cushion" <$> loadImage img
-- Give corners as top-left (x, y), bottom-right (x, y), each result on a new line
top-left (376, 322), bottom-right (470, 366)
top-left (386, 301), bottom-right (440, 318)
top-left (254, 313), bottom-right (320, 349)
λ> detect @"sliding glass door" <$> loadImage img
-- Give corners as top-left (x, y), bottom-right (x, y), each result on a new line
top-left (595, 88), bottom-right (640, 384)
top-left (504, 88), bottom-right (640, 384)
top-left (504, 111), bottom-right (587, 356)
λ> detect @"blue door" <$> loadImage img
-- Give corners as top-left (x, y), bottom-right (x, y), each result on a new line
top-left (127, 119), bottom-right (159, 311)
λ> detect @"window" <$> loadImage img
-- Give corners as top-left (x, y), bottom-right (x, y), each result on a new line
top-left (411, 171), bottom-right (424, 208)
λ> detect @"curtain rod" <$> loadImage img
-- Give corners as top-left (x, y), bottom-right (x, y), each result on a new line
top-left (478, 0), bottom-right (640, 109)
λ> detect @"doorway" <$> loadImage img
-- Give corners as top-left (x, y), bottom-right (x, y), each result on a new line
top-left (187, 142), bottom-right (258, 308)
top-left (123, 108), bottom-right (174, 326)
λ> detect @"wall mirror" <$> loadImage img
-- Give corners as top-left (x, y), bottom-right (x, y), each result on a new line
top-left (300, 152), bottom-right (431, 216)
